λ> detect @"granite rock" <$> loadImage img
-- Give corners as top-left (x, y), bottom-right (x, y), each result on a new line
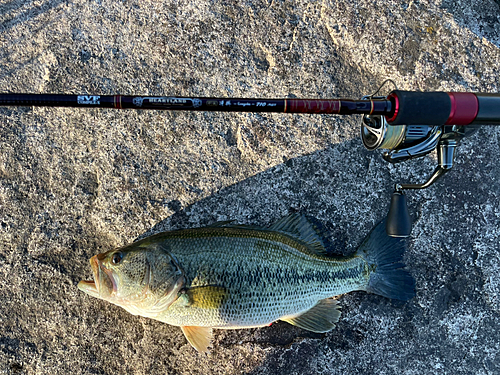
top-left (1, 0), bottom-right (499, 374)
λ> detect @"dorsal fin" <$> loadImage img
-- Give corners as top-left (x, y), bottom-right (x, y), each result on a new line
top-left (207, 220), bottom-right (235, 227)
top-left (207, 221), bottom-right (258, 230)
top-left (269, 214), bottom-right (329, 256)
top-left (207, 214), bottom-right (331, 256)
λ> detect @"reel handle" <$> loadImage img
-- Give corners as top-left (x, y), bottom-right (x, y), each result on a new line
top-left (386, 190), bottom-right (412, 238)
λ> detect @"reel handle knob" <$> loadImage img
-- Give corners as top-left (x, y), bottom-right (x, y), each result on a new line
top-left (386, 190), bottom-right (412, 237)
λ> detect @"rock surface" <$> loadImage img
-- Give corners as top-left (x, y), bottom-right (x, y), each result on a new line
top-left (1, 0), bottom-right (499, 374)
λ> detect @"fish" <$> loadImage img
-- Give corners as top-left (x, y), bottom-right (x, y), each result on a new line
top-left (78, 214), bottom-right (415, 352)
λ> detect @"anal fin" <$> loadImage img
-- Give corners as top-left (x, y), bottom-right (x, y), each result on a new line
top-left (281, 298), bottom-right (341, 333)
top-left (181, 326), bottom-right (213, 352)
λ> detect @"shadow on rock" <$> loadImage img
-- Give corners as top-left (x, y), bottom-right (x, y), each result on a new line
top-left (138, 138), bottom-right (397, 254)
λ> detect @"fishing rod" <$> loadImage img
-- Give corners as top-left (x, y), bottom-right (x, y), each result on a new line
top-left (2, 80), bottom-right (500, 237)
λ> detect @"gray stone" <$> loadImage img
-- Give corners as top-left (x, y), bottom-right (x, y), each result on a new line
top-left (0, 0), bottom-right (499, 373)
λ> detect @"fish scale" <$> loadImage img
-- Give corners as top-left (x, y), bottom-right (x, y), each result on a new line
top-left (152, 229), bottom-right (368, 328)
top-left (78, 214), bottom-right (415, 352)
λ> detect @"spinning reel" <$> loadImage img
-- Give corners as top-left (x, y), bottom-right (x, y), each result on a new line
top-left (360, 80), bottom-right (498, 237)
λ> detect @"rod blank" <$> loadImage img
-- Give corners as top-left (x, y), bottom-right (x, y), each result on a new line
top-left (0, 94), bottom-right (393, 116)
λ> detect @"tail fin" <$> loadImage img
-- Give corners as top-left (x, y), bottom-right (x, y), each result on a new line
top-left (357, 220), bottom-right (415, 301)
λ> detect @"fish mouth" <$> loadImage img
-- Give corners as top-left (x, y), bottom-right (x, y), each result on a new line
top-left (77, 279), bottom-right (99, 297)
top-left (78, 255), bottom-right (116, 299)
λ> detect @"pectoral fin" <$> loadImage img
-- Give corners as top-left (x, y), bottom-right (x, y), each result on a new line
top-left (181, 326), bottom-right (213, 352)
top-left (186, 286), bottom-right (228, 309)
top-left (281, 298), bottom-right (341, 333)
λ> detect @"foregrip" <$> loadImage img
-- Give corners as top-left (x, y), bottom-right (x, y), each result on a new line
top-left (387, 90), bottom-right (500, 125)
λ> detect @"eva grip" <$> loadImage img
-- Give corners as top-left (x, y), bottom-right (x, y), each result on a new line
top-left (387, 90), bottom-right (451, 125)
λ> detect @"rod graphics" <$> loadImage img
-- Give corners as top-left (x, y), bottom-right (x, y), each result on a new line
top-left (0, 94), bottom-right (393, 116)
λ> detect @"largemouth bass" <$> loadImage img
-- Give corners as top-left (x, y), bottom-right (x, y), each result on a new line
top-left (78, 214), bottom-right (415, 351)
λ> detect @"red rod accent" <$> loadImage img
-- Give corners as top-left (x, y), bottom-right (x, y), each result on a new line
top-left (114, 95), bottom-right (123, 109)
top-left (385, 92), bottom-right (399, 123)
top-left (445, 92), bottom-right (478, 125)
top-left (285, 99), bottom-right (341, 114)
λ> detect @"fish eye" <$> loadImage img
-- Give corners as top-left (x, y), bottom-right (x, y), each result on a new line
top-left (112, 252), bottom-right (123, 264)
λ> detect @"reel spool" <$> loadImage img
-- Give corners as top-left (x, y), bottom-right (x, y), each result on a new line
top-left (361, 109), bottom-right (442, 163)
